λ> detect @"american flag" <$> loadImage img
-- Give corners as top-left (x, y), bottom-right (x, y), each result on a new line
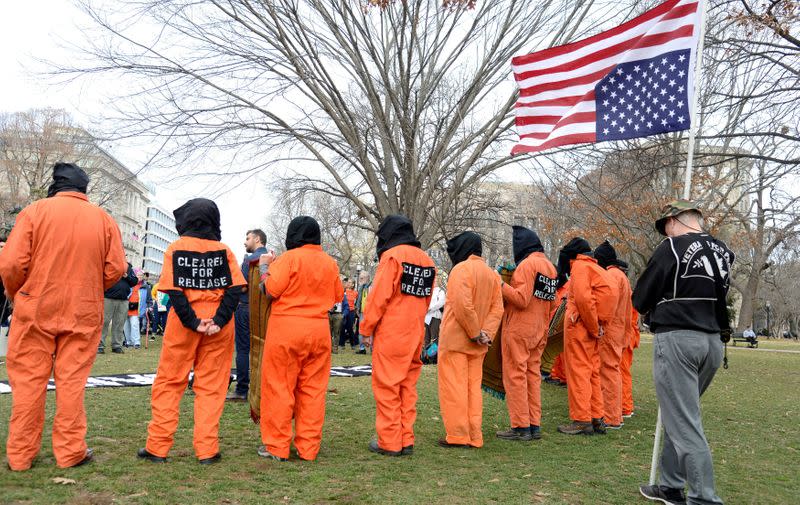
top-left (511, 0), bottom-right (701, 155)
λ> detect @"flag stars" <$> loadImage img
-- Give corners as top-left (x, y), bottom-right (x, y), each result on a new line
top-left (678, 85), bottom-right (685, 93)
top-left (611, 120), bottom-right (618, 127)
top-left (611, 91), bottom-right (618, 98)
top-left (669, 64), bottom-right (676, 71)
top-left (678, 54), bottom-right (686, 62)
top-left (678, 116), bottom-right (686, 123)
top-left (626, 74), bottom-right (633, 81)
top-left (634, 65), bottom-right (641, 72)
top-left (662, 118), bottom-right (668, 126)
top-left (668, 95), bottom-right (676, 103)
top-left (603, 114), bottom-right (610, 121)
top-left (647, 121), bottom-right (654, 128)
top-left (678, 70), bottom-right (686, 78)
top-left (610, 76), bottom-right (616, 84)
top-left (669, 79), bottom-right (676, 87)
top-left (661, 57), bottom-right (668, 65)
top-left (616, 68), bottom-right (624, 75)
top-left (603, 128), bottom-right (610, 135)
top-left (668, 110), bottom-right (676, 118)
top-left (677, 100), bottom-right (684, 108)
top-left (619, 126), bottom-right (626, 133)
top-left (601, 85), bottom-right (609, 92)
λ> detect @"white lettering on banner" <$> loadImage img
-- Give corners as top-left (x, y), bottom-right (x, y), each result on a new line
top-left (172, 250), bottom-right (233, 290)
top-left (400, 262), bottom-right (435, 298)
top-left (533, 273), bottom-right (558, 301)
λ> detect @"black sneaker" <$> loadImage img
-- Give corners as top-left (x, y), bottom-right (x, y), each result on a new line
top-left (592, 417), bottom-right (607, 435)
top-left (496, 427), bottom-right (533, 441)
top-left (529, 425), bottom-right (542, 440)
top-left (368, 439), bottom-right (402, 457)
top-left (137, 448), bottom-right (167, 463)
top-left (639, 484), bottom-right (687, 505)
top-left (198, 453), bottom-right (222, 465)
top-left (557, 421), bottom-right (594, 435)
top-left (400, 445), bottom-right (414, 456)
top-left (68, 448), bottom-right (94, 468)
top-left (112, 348), bottom-right (124, 354)
top-left (97, 348), bottom-right (105, 354)
top-left (437, 438), bottom-right (470, 448)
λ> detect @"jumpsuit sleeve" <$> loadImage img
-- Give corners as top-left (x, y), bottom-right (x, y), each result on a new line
top-left (165, 290), bottom-right (201, 331)
top-left (501, 260), bottom-right (535, 309)
top-left (572, 263), bottom-right (601, 337)
top-left (265, 254), bottom-right (292, 299)
top-left (103, 215), bottom-right (127, 291)
top-left (449, 265), bottom-right (481, 339)
top-left (332, 273), bottom-right (344, 309)
top-left (358, 256), bottom-right (400, 337)
top-left (484, 276), bottom-right (505, 340)
top-left (0, 207), bottom-right (34, 299)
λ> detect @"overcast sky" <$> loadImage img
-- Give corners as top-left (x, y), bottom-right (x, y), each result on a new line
top-left (0, 1), bottom-right (272, 261)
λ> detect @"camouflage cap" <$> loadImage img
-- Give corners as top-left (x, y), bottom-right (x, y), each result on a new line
top-left (655, 199), bottom-right (702, 235)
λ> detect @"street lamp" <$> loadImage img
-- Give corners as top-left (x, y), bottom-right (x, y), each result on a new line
top-left (765, 301), bottom-right (771, 338)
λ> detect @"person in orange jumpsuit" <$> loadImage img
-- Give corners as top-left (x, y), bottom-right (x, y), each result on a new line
top-left (0, 162), bottom-right (126, 471)
top-left (496, 226), bottom-right (557, 441)
top-left (593, 241), bottom-right (631, 429)
top-left (257, 216), bottom-right (342, 461)
top-left (556, 238), bottom-right (615, 436)
top-left (437, 232), bottom-right (503, 448)
top-left (137, 198), bottom-right (246, 465)
top-left (618, 259), bottom-right (640, 418)
top-left (359, 215), bottom-right (434, 456)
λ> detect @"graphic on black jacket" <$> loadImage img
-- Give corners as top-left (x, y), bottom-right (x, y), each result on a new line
top-left (173, 250), bottom-right (233, 289)
top-left (679, 239), bottom-right (731, 284)
top-left (400, 262), bottom-right (435, 297)
top-left (533, 273), bottom-right (557, 301)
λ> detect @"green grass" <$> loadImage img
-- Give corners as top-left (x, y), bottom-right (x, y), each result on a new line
top-left (1, 336), bottom-right (798, 504)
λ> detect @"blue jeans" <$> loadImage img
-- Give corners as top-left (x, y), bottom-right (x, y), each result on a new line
top-left (234, 303), bottom-right (250, 395)
top-left (124, 316), bottom-right (140, 346)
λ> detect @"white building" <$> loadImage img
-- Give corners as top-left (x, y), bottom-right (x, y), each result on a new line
top-left (142, 202), bottom-right (179, 276)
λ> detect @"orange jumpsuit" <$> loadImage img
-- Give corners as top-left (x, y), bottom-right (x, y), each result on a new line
top-left (261, 244), bottom-right (342, 460)
top-left (145, 236), bottom-right (245, 460)
top-left (438, 255), bottom-right (504, 447)
top-left (621, 310), bottom-right (640, 416)
top-left (0, 191), bottom-right (126, 470)
top-left (564, 255), bottom-right (615, 423)
top-left (360, 244), bottom-right (435, 452)
top-left (128, 282), bottom-right (141, 317)
top-left (599, 265), bottom-right (631, 427)
top-left (500, 252), bottom-right (557, 428)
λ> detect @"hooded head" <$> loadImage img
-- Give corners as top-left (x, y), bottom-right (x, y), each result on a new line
top-left (512, 225), bottom-right (544, 265)
top-left (285, 216), bottom-right (321, 250)
top-left (375, 214), bottom-right (421, 259)
top-left (593, 240), bottom-right (617, 269)
top-left (614, 259), bottom-right (629, 272)
top-left (446, 231), bottom-right (482, 267)
top-left (47, 162), bottom-right (90, 197)
top-left (556, 236), bottom-right (592, 280)
top-left (173, 198), bottom-right (221, 241)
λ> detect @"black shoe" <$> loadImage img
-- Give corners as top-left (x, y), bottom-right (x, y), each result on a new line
top-left (198, 453), bottom-right (221, 465)
top-left (97, 348), bottom-right (105, 354)
top-left (134, 345), bottom-right (141, 349)
top-left (356, 349), bottom-right (367, 355)
top-left (437, 438), bottom-right (470, 448)
top-left (69, 448), bottom-right (94, 468)
top-left (112, 348), bottom-right (124, 354)
top-left (400, 445), bottom-right (414, 456)
top-left (639, 484), bottom-right (687, 504)
top-left (496, 427), bottom-right (533, 441)
top-left (137, 448), bottom-right (167, 463)
top-left (368, 439), bottom-right (401, 457)
top-left (529, 425), bottom-right (542, 440)
top-left (592, 417), bottom-right (607, 435)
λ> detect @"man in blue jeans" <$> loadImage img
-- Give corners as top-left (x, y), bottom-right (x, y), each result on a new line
top-left (227, 229), bottom-right (268, 401)
top-left (633, 200), bottom-right (733, 505)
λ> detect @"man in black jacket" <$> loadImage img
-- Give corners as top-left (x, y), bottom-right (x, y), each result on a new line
top-left (99, 255), bottom-right (138, 354)
top-left (633, 200), bottom-right (732, 505)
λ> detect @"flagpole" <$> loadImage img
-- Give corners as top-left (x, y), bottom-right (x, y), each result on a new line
top-left (682, 0), bottom-right (708, 200)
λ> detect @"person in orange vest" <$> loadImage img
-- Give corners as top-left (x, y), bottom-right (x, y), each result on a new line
top-left (360, 215), bottom-right (435, 456)
top-left (340, 279), bottom-right (358, 350)
top-left (496, 226), bottom-right (557, 441)
top-left (137, 198), bottom-right (246, 465)
top-left (556, 237), bottom-right (615, 436)
top-left (124, 269), bottom-right (144, 349)
top-left (620, 262), bottom-right (640, 418)
top-left (593, 241), bottom-right (632, 430)
top-left (437, 232), bottom-right (503, 448)
top-left (0, 162), bottom-right (126, 471)
top-left (257, 216), bottom-right (342, 461)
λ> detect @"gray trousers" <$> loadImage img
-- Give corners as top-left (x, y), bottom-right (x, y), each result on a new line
top-left (100, 298), bottom-right (128, 351)
top-left (653, 330), bottom-right (724, 505)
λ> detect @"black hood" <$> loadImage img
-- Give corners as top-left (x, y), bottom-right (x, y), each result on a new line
top-left (593, 240), bottom-right (617, 269)
top-left (375, 214), bottom-right (421, 259)
top-left (614, 259), bottom-right (629, 272)
top-left (47, 162), bottom-right (90, 197)
top-left (173, 198), bottom-right (221, 241)
top-left (512, 225), bottom-right (544, 265)
top-left (556, 237), bottom-right (592, 281)
top-left (285, 216), bottom-right (321, 250)
top-left (446, 231), bottom-right (482, 267)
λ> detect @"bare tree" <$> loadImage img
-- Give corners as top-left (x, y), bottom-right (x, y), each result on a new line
top-left (63, 0), bottom-right (632, 246)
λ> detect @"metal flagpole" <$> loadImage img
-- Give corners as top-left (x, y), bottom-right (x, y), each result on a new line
top-left (650, 0), bottom-right (708, 486)
top-left (681, 0), bottom-right (709, 200)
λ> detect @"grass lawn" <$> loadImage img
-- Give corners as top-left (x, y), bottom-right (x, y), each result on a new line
top-left (1, 336), bottom-right (798, 504)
